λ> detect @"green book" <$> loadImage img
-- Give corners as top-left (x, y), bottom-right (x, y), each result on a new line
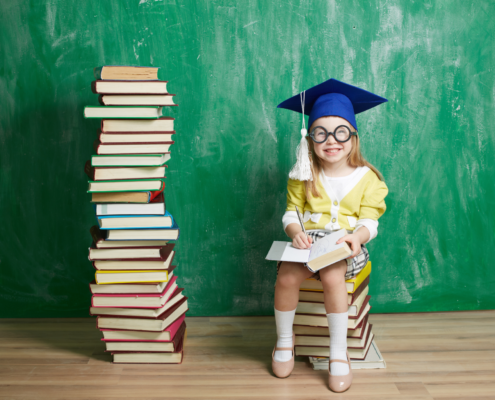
top-left (90, 154), bottom-right (171, 167)
top-left (84, 106), bottom-right (168, 119)
top-left (87, 179), bottom-right (165, 193)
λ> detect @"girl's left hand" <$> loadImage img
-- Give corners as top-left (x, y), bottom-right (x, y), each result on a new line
top-left (336, 234), bottom-right (361, 259)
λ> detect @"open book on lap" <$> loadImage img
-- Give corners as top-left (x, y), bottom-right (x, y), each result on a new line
top-left (266, 228), bottom-right (352, 273)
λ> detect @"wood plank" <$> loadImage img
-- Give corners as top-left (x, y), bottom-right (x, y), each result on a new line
top-left (0, 311), bottom-right (493, 398)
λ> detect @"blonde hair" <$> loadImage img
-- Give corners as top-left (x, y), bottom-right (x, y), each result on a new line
top-left (304, 122), bottom-right (385, 199)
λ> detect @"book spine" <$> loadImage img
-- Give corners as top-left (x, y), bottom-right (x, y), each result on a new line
top-left (91, 81), bottom-right (98, 94)
top-left (84, 160), bottom-right (95, 180)
top-left (98, 95), bottom-right (105, 105)
top-left (89, 225), bottom-right (105, 243)
top-left (149, 182), bottom-right (165, 202)
top-left (159, 243), bottom-right (175, 260)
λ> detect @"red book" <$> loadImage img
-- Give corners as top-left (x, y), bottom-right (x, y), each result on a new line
top-left (97, 297), bottom-right (188, 331)
top-left (92, 275), bottom-right (179, 309)
top-left (111, 329), bottom-right (186, 364)
top-left (101, 314), bottom-right (186, 342)
top-left (90, 287), bottom-right (184, 318)
top-left (104, 322), bottom-right (186, 353)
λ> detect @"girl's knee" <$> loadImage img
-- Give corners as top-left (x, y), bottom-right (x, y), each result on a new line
top-left (276, 263), bottom-right (307, 288)
top-left (276, 271), bottom-right (301, 289)
top-left (319, 260), bottom-right (347, 287)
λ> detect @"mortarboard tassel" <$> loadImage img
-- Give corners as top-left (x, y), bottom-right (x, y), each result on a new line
top-left (289, 91), bottom-right (313, 181)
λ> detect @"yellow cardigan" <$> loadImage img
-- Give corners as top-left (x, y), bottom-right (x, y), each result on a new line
top-left (286, 167), bottom-right (388, 232)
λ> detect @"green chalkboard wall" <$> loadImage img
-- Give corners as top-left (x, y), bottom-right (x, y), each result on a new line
top-left (1, 1), bottom-right (494, 318)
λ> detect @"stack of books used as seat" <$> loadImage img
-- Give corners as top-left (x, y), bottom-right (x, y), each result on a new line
top-left (84, 65), bottom-right (187, 364)
top-left (294, 261), bottom-right (386, 370)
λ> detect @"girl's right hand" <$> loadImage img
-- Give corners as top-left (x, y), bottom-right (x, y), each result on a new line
top-left (292, 232), bottom-right (313, 249)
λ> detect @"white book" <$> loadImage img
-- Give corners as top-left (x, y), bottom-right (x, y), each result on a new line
top-left (96, 202), bottom-right (165, 216)
top-left (84, 106), bottom-right (166, 119)
top-left (309, 339), bottom-right (386, 370)
top-left (265, 228), bottom-right (352, 273)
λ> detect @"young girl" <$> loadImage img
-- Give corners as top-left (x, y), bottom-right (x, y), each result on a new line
top-left (272, 79), bottom-right (389, 393)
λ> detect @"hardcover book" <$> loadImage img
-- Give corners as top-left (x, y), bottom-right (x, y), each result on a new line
top-left (97, 297), bottom-right (188, 331)
top-left (93, 66), bottom-right (166, 81)
top-left (100, 314), bottom-right (186, 341)
top-left (101, 117), bottom-right (174, 132)
top-left (91, 287), bottom-right (185, 318)
top-left (104, 322), bottom-right (186, 352)
top-left (99, 94), bottom-right (177, 106)
top-left (92, 276), bottom-right (179, 308)
top-left (84, 106), bottom-right (170, 119)
top-left (85, 160), bottom-right (167, 181)
top-left (266, 228), bottom-right (352, 273)
top-left (96, 211), bottom-right (174, 230)
top-left (91, 80), bottom-right (169, 94)
top-left (93, 140), bottom-right (173, 155)
top-left (91, 153), bottom-right (171, 167)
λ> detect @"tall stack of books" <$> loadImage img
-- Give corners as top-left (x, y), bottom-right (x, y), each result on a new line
top-left (84, 66), bottom-right (188, 364)
top-left (294, 261), bottom-right (386, 370)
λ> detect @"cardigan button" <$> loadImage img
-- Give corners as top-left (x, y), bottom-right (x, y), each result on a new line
top-left (333, 201), bottom-right (338, 206)
top-left (332, 218), bottom-right (336, 223)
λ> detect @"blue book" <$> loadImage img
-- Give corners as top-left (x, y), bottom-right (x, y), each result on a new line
top-left (96, 210), bottom-right (175, 230)
top-left (105, 220), bottom-right (180, 241)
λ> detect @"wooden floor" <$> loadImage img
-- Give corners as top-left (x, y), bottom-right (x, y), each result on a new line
top-left (1, 311), bottom-right (495, 399)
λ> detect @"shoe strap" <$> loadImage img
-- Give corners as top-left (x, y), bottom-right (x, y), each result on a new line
top-left (275, 347), bottom-right (292, 351)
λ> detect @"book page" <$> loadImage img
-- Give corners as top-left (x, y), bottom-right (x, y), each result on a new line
top-left (281, 243), bottom-right (311, 263)
top-left (308, 229), bottom-right (347, 262)
top-left (265, 241), bottom-right (310, 263)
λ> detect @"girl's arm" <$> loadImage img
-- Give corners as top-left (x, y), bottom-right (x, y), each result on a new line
top-left (352, 225), bottom-right (370, 245)
top-left (285, 223), bottom-right (313, 249)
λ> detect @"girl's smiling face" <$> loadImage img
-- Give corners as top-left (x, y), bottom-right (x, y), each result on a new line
top-left (310, 116), bottom-right (354, 166)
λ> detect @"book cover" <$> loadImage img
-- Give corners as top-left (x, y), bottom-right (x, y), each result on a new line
top-left (91, 80), bottom-right (169, 94)
top-left (87, 179), bottom-right (165, 193)
top-left (84, 106), bottom-right (170, 119)
top-left (93, 66), bottom-right (165, 81)
top-left (104, 322), bottom-right (186, 352)
top-left (100, 315), bottom-right (186, 342)
top-left (91, 153), bottom-right (171, 167)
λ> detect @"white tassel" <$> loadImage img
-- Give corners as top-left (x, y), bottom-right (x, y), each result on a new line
top-left (289, 128), bottom-right (313, 181)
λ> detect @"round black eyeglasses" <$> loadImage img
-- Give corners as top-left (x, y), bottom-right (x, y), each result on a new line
top-left (308, 125), bottom-right (357, 143)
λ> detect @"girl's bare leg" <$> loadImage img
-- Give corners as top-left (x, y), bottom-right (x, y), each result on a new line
top-left (274, 261), bottom-right (314, 311)
top-left (319, 259), bottom-right (348, 313)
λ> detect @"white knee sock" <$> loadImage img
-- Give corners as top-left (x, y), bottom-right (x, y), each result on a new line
top-left (274, 307), bottom-right (296, 362)
top-left (327, 311), bottom-right (350, 376)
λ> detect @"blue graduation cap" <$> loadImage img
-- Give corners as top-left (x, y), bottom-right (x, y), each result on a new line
top-left (277, 78), bottom-right (388, 132)
top-left (277, 78), bottom-right (387, 181)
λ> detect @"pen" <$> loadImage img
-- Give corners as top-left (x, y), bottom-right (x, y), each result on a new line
top-left (295, 206), bottom-right (310, 244)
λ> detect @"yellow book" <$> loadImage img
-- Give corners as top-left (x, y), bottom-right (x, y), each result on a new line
top-left (299, 261), bottom-right (371, 294)
top-left (95, 269), bottom-right (169, 284)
